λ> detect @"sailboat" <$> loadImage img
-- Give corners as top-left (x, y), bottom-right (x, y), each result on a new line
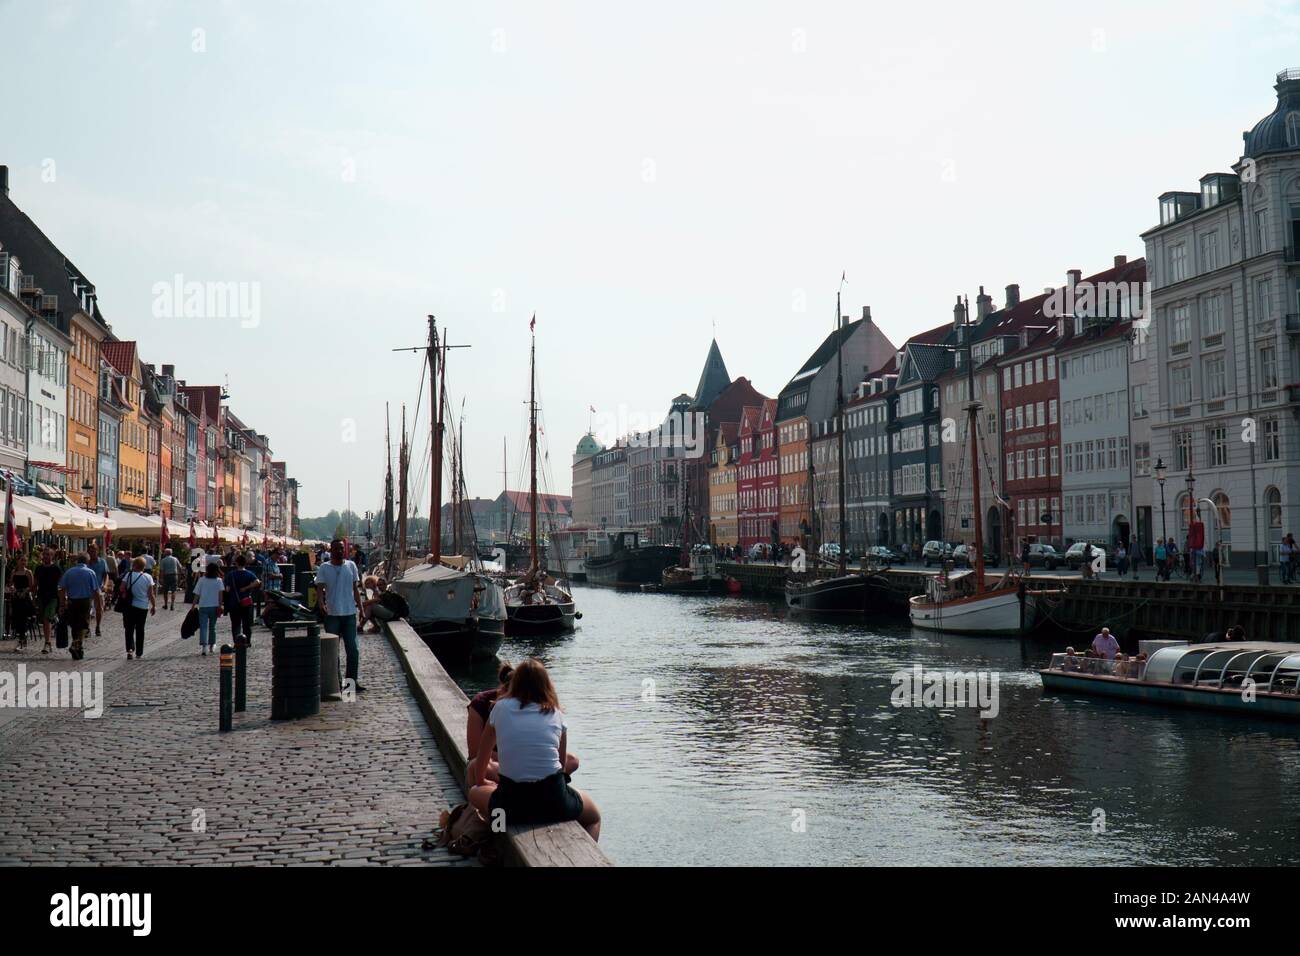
top-left (503, 319), bottom-right (576, 636)
top-left (786, 280), bottom-right (894, 614)
top-left (908, 296), bottom-right (1036, 636)
top-left (388, 316), bottom-right (508, 664)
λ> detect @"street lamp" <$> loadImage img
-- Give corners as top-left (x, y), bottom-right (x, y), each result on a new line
top-left (81, 478), bottom-right (95, 510)
top-left (1154, 457), bottom-right (1167, 550)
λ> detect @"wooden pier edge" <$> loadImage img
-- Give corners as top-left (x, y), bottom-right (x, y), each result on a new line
top-left (383, 619), bottom-right (614, 867)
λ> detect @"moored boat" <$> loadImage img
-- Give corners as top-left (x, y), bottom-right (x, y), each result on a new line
top-left (1039, 642), bottom-right (1300, 719)
top-left (659, 544), bottom-right (731, 595)
top-left (389, 562), bottom-right (507, 665)
top-left (786, 570), bottom-right (896, 614)
top-left (503, 318), bottom-right (578, 638)
top-left (908, 570), bottom-right (1036, 635)
top-left (584, 530), bottom-right (678, 587)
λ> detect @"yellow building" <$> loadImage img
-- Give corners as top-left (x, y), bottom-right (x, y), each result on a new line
top-left (101, 341), bottom-right (148, 513)
top-left (708, 422), bottom-right (739, 547)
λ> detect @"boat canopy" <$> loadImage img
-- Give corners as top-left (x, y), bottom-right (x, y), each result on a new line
top-left (389, 563), bottom-right (506, 625)
top-left (1143, 642), bottom-right (1300, 692)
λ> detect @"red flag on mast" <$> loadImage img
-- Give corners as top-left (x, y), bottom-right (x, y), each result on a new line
top-left (103, 508), bottom-right (112, 552)
top-left (160, 515), bottom-right (170, 551)
top-left (188, 519), bottom-right (197, 549)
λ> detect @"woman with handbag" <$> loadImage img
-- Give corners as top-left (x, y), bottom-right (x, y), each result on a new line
top-left (120, 557), bottom-right (156, 660)
top-left (8, 552), bottom-right (35, 650)
top-left (192, 561), bottom-right (225, 656)
top-left (226, 554), bottom-right (261, 647)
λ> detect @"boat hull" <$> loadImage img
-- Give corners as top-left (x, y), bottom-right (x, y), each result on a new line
top-left (908, 587), bottom-right (1035, 635)
top-left (1039, 670), bottom-right (1300, 720)
top-left (584, 545), bottom-right (679, 587)
top-left (411, 615), bottom-right (506, 667)
top-left (505, 600), bottom-right (576, 636)
top-left (786, 574), bottom-right (892, 614)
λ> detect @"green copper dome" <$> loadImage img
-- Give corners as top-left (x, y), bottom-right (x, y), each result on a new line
top-left (575, 433), bottom-right (603, 456)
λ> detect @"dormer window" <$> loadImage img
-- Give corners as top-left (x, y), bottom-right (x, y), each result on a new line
top-left (1288, 112), bottom-right (1300, 148)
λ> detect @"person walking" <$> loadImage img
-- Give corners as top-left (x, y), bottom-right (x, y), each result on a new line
top-left (120, 557), bottom-right (156, 660)
top-left (1154, 538), bottom-right (1168, 581)
top-left (158, 549), bottom-right (181, 610)
top-left (86, 544), bottom-right (110, 637)
top-left (34, 548), bottom-right (61, 653)
top-left (191, 561), bottom-right (225, 656)
top-left (1280, 534), bottom-right (1295, 585)
top-left (315, 538), bottom-right (364, 693)
top-left (8, 552), bottom-right (34, 650)
top-left (58, 553), bottom-right (102, 661)
top-left (1116, 543), bottom-right (1128, 577)
top-left (225, 554), bottom-right (261, 647)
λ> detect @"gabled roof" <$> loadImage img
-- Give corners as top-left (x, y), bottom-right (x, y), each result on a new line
top-left (100, 341), bottom-right (137, 378)
top-left (690, 339), bottom-right (732, 410)
top-left (716, 421), bottom-right (739, 444)
top-left (898, 342), bottom-right (952, 386)
top-left (779, 319), bottom-right (865, 399)
top-left (704, 376), bottom-right (768, 427)
top-left (738, 405), bottom-right (761, 437)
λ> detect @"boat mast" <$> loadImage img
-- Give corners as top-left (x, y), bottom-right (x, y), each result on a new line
top-left (962, 294), bottom-right (986, 593)
top-left (428, 316), bottom-right (443, 563)
top-left (383, 402), bottom-right (394, 558)
top-left (528, 322), bottom-right (539, 574)
top-left (835, 278), bottom-right (847, 575)
top-left (458, 416), bottom-right (466, 557)
top-left (396, 404), bottom-right (409, 570)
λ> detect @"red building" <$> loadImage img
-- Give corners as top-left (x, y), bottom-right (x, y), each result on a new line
top-left (737, 398), bottom-right (779, 552)
top-left (995, 330), bottom-right (1063, 551)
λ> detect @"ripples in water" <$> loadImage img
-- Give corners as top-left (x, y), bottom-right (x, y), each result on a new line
top-left (452, 586), bottom-right (1300, 866)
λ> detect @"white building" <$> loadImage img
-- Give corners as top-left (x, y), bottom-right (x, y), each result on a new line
top-left (1142, 69), bottom-right (1300, 568)
top-left (26, 315), bottom-right (69, 489)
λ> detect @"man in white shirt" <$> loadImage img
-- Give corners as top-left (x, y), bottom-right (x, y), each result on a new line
top-left (316, 538), bottom-right (364, 693)
top-left (1091, 627), bottom-right (1120, 661)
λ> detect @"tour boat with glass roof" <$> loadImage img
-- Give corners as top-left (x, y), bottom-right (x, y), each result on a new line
top-left (1039, 642), bottom-right (1300, 718)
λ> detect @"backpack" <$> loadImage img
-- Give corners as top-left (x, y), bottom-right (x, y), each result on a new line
top-left (379, 591), bottom-right (410, 619)
top-left (431, 802), bottom-right (496, 862)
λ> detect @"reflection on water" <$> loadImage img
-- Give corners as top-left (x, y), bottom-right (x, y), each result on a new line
top-left (453, 586), bottom-right (1300, 866)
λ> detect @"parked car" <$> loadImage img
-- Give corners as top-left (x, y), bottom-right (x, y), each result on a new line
top-left (1064, 541), bottom-right (1113, 570)
top-left (922, 540), bottom-right (954, 567)
top-left (864, 545), bottom-right (907, 564)
top-left (818, 542), bottom-right (841, 562)
top-left (951, 544), bottom-right (1001, 568)
top-left (1023, 543), bottom-right (1063, 570)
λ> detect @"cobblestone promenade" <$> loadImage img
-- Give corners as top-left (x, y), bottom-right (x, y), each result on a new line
top-left (0, 606), bottom-right (473, 866)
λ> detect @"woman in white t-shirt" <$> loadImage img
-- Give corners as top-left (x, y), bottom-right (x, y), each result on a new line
top-left (191, 562), bottom-right (226, 656)
top-left (469, 658), bottom-right (601, 841)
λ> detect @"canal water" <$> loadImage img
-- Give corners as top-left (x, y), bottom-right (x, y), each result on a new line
top-left (456, 586), bottom-right (1300, 866)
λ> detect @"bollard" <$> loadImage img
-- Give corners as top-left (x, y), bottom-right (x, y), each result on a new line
top-left (235, 638), bottom-right (248, 712)
top-left (219, 644), bottom-right (234, 731)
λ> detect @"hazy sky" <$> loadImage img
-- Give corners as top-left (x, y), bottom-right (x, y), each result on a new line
top-left (2, 0), bottom-right (1296, 516)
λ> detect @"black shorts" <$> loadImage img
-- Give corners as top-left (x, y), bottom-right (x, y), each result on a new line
top-left (162, 574), bottom-right (178, 594)
top-left (489, 771), bottom-right (583, 825)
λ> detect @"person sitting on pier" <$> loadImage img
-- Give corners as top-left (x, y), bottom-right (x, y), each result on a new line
top-left (468, 658), bottom-right (601, 842)
top-left (1091, 626), bottom-right (1120, 661)
top-left (466, 662), bottom-right (579, 785)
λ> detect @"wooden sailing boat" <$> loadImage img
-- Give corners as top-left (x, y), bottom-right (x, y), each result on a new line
top-left (786, 278), bottom-right (893, 614)
top-left (388, 316), bottom-right (507, 663)
top-left (503, 318), bottom-right (577, 636)
top-left (908, 296), bottom-right (1036, 635)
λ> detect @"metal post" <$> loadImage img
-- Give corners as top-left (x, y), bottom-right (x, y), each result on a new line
top-left (219, 644), bottom-right (234, 731)
top-left (234, 638), bottom-right (247, 712)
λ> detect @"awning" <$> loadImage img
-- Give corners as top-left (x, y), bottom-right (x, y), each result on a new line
top-left (9, 497), bottom-right (54, 533)
top-left (106, 509), bottom-right (163, 536)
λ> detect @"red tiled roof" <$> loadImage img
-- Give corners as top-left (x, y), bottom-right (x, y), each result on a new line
top-left (100, 340), bottom-right (137, 376)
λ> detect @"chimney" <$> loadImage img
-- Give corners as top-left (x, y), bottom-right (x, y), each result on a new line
top-left (1067, 268), bottom-right (1082, 286)
top-left (976, 285), bottom-right (994, 320)
top-left (0, 166), bottom-right (8, 197)
top-left (1005, 283), bottom-right (1020, 308)
top-left (1114, 254), bottom-right (1127, 268)
top-left (861, 305), bottom-right (871, 323)
top-left (953, 295), bottom-right (966, 329)
top-left (162, 364), bottom-right (175, 378)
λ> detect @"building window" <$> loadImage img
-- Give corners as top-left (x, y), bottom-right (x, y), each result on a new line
top-left (1170, 363), bottom-right (1192, 405)
top-left (1168, 243), bottom-right (1188, 282)
top-left (1263, 416), bottom-right (1281, 461)
top-left (1200, 232), bottom-right (1219, 272)
top-left (1259, 344), bottom-right (1279, 390)
top-left (1134, 441), bottom-right (1150, 476)
top-left (1201, 293), bottom-right (1224, 337)
top-left (1267, 486), bottom-right (1283, 528)
top-left (1208, 425), bottom-right (1228, 467)
top-left (1175, 430), bottom-right (1193, 471)
top-left (1171, 304), bottom-right (1190, 343)
top-left (1203, 355), bottom-right (1226, 400)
